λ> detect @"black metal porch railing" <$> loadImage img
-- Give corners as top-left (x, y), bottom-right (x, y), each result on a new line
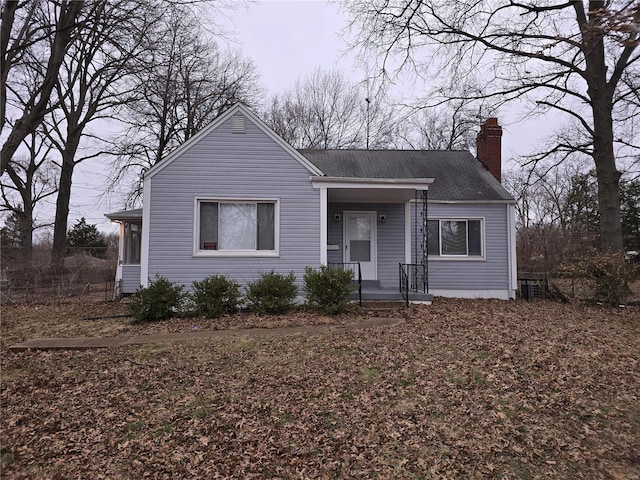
top-left (328, 262), bottom-right (362, 307)
top-left (399, 263), bottom-right (427, 307)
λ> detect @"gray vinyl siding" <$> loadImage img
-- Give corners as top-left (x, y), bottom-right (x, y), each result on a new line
top-left (328, 202), bottom-right (405, 289)
top-left (413, 203), bottom-right (510, 291)
top-left (121, 265), bottom-right (141, 293)
top-left (146, 113), bottom-right (320, 290)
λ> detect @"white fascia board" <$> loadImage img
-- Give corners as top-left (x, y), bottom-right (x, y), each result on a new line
top-left (145, 103), bottom-right (324, 180)
top-left (311, 176), bottom-right (434, 190)
top-left (426, 199), bottom-right (517, 205)
top-left (104, 213), bottom-right (143, 222)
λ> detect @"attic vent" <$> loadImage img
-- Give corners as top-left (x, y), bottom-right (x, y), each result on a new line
top-left (232, 115), bottom-right (245, 134)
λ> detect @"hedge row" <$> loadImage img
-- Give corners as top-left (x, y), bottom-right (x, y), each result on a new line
top-left (129, 266), bottom-right (355, 322)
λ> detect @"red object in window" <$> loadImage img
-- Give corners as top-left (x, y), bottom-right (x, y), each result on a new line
top-left (203, 242), bottom-right (217, 250)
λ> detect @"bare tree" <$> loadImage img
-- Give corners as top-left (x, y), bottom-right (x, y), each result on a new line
top-left (392, 101), bottom-right (493, 150)
top-left (264, 68), bottom-right (391, 149)
top-left (0, 129), bottom-right (57, 261)
top-left (0, 0), bottom-right (84, 172)
top-left (504, 157), bottom-right (605, 273)
top-left (44, 1), bottom-right (163, 264)
top-left (112, 5), bottom-right (260, 204)
top-left (344, 0), bottom-right (640, 253)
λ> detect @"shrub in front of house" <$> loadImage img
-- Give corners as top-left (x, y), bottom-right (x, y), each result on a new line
top-left (129, 275), bottom-right (184, 323)
top-left (191, 274), bottom-right (241, 318)
top-left (246, 271), bottom-right (297, 314)
top-left (304, 265), bottom-right (355, 315)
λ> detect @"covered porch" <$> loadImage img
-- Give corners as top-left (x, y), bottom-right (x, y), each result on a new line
top-left (105, 208), bottom-right (142, 296)
top-left (312, 176), bottom-right (434, 304)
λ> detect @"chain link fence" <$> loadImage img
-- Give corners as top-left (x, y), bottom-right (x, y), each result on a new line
top-left (1, 254), bottom-right (117, 304)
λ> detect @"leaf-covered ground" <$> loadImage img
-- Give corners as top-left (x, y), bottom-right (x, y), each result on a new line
top-left (1, 297), bottom-right (639, 479)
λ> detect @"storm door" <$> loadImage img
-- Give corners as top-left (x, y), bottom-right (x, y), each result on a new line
top-left (343, 211), bottom-right (377, 280)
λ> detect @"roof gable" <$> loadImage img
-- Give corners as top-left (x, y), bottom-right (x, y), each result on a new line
top-left (144, 103), bottom-right (324, 180)
top-left (299, 149), bottom-right (514, 202)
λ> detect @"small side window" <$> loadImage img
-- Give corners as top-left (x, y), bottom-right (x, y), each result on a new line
top-left (124, 222), bottom-right (141, 264)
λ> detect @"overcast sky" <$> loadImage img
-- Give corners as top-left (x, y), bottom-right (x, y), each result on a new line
top-left (48, 0), bottom-right (548, 235)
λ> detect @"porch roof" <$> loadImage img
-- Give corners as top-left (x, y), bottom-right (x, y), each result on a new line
top-left (299, 149), bottom-right (514, 202)
top-left (311, 176), bottom-right (434, 202)
top-left (105, 208), bottom-right (142, 222)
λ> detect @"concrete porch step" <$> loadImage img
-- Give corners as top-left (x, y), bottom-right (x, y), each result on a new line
top-left (350, 287), bottom-right (433, 304)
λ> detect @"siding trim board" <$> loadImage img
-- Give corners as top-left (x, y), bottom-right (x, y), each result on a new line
top-left (320, 187), bottom-right (328, 265)
top-left (140, 176), bottom-right (151, 287)
top-left (507, 204), bottom-right (518, 298)
top-left (404, 201), bottom-right (411, 264)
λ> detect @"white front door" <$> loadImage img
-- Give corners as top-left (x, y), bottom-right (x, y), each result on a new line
top-left (344, 211), bottom-right (377, 280)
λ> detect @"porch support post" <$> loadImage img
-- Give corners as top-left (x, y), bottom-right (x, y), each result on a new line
top-left (115, 222), bottom-right (124, 285)
top-left (320, 187), bottom-right (328, 265)
top-left (404, 200), bottom-right (412, 264)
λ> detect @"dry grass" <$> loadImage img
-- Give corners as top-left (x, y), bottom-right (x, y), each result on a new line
top-left (1, 296), bottom-right (639, 479)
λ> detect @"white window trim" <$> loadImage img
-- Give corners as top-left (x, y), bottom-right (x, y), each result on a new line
top-left (123, 221), bottom-right (142, 265)
top-left (193, 197), bottom-right (280, 257)
top-left (428, 217), bottom-right (486, 261)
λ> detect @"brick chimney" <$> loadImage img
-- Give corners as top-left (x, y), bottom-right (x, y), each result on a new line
top-left (476, 118), bottom-right (503, 183)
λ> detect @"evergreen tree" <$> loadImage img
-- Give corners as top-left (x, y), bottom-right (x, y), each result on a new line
top-left (621, 179), bottom-right (640, 253)
top-left (66, 217), bottom-right (108, 258)
top-left (563, 172), bottom-right (600, 246)
top-left (563, 173), bottom-right (640, 253)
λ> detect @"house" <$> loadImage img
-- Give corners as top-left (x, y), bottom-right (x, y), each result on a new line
top-left (106, 103), bottom-right (517, 302)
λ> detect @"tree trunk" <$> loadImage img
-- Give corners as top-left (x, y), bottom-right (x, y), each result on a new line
top-left (51, 157), bottom-right (74, 266)
top-left (583, 1), bottom-right (624, 253)
top-left (16, 208), bottom-right (33, 263)
top-left (20, 166), bottom-right (34, 263)
top-left (592, 104), bottom-right (623, 253)
top-left (51, 136), bottom-right (80, 266)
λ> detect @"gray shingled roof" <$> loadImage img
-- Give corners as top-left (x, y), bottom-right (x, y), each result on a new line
top-left (299, 149), bottom-right (514, 202)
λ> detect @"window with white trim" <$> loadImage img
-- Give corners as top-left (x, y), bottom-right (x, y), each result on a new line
top-left (123, 222), bottom-right (141, 264)
top-left (427, 219), bottom-right (483, 257)
top-left (197, 200), bottom-right (277, 254)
